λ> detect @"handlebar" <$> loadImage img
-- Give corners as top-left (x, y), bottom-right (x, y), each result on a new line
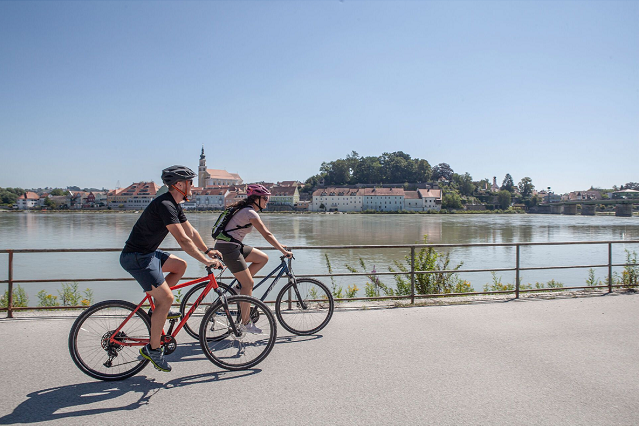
top-left (205, 257), bottom-right (226, 275)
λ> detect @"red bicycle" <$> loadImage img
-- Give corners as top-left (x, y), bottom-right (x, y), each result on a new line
top-left (68, 265), bottom-right (277, 381)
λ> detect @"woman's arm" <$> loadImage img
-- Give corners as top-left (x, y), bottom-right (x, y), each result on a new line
top-left (250, 217), bottom-right (293, 257)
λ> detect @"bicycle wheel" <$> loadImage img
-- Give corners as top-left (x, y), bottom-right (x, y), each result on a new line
top-left (68, 300), bottom-right (151, 381)
top-left (180, 281), bottom-right (236, 339)
top-left (199, 295), bottom-right (277, 370)
top-left (275, 278), bottom-right (334, 335)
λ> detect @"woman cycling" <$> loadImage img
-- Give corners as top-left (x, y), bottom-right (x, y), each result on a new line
top-left (214, 184), bottom-right (293, 332)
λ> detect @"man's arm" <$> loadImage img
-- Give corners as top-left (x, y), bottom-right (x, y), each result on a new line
top-left (181, 220), bottom-right (208, 252)
top-left (166, 223), bottom-right (219, 266)
top-left (180, 220), bottom-right (222, 259)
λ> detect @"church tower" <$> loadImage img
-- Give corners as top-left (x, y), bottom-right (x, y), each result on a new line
top-left (198, 146), bottom-right (207, 188)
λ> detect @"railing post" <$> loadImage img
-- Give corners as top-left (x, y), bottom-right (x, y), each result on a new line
top-left (515, 245), bottom-right (520, 299)
top-left (608, 242), bottom-right (613, 293)
top-left (7, 251), bottom-right (14, 318)
top-left (410, 246), bottom-right (415, 304)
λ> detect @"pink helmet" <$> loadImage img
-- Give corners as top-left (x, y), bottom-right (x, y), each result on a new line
top-left (247, 184), bottom-right (271, 197)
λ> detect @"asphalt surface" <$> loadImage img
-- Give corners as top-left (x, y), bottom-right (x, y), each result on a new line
top-left (1, 292), bottom-right (638, 425)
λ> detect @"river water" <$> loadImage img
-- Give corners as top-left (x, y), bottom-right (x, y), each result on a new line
top-left (1, 212), bottom-right (638, 304)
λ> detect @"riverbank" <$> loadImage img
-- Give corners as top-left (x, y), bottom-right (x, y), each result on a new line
top-left (2, 208), bottom-right (636, 216)
top-left (3, 288), bottom-right (635, 319)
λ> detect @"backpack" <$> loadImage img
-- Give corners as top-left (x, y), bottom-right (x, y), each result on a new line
top-left (211, 206), bottom-right (252, 243)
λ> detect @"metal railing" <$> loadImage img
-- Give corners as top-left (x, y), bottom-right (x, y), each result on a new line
top-left (1, 240), bottom-right (638, 318)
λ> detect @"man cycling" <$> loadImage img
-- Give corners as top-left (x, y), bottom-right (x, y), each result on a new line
top-left (120, 165), bottom-right (222, 372)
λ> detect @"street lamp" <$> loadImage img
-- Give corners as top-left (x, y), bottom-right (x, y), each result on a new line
top-left (547, 187), bottom-right (551, 203)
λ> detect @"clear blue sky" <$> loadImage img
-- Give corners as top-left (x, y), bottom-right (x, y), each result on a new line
top-left (1, 0), bottom-right (637, 194)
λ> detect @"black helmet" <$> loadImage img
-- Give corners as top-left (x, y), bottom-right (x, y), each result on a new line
top-left (161, 165), bottom-right (196, 187)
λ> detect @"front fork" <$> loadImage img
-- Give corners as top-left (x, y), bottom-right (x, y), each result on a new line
top-left (286, 275), bottom-right (308, 310)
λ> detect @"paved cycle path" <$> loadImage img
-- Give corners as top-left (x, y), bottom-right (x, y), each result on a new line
top-left (1, 292), bottom-right (638, 425)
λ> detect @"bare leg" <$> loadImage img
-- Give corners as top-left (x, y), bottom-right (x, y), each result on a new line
top-left (147, 282), bottom-right (174, 349)
top-left (232, 269), bottom-right (255, 324)
top-left (245, 248), bottom-right (269, 277)
top-left (162, 254), bottom-right (187, 287)
top-left (233, 249), bottom-right (269, 324)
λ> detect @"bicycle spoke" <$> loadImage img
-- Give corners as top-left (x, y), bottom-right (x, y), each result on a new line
top-left (199, 295), bottom-right (276, 370)
top-left (275, 278), bottom-right (334, 335)
top-left (69, 301), bottom-right (151, 381)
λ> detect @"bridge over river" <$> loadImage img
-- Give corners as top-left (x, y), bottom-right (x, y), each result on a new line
top-left (1, 292), bottom-right (638, 425)
top-left (538, 199), bottom-right (636, 217)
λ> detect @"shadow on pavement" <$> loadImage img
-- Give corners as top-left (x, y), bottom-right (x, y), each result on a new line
top-left (0, 369), bottom-right (259, 424)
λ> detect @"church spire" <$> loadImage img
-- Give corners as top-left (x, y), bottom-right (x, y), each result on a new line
top-left (198, 146), bottom-right (207, 187)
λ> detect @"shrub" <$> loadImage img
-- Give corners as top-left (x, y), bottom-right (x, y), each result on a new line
top-left (390, 235), bottom-right (473, 295)
top-left (37, 290), bottom-right (59, 307)
top-left (0, 285), bottom-right (29, 308)
top-left (346, 258), bottom-right (393, 298)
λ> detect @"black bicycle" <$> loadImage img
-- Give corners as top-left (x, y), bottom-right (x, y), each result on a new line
top-left (180, 255), bottom-right (334, 338)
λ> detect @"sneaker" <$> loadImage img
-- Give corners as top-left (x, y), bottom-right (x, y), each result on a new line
top-left (148, 309), bottom-right (181, 320)
top-left (166, 310), bottom-right (181, 320)
top-left (140, 344), bottom-right (172, 372)
top-left (240, 321), bottom-right (262, 334)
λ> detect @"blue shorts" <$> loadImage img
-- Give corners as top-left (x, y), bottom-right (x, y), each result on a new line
top-left (120, 250), bottom-right (171, 292)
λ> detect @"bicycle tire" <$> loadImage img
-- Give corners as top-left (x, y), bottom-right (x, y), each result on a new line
top-left (199, 295), bottom-right (277, 370)
top-left (68, 300), bottom-right (151, 381)
top-left (180, 281), bottom-right (236, 339)
top-left (275, 278), bottom-right (334, 335)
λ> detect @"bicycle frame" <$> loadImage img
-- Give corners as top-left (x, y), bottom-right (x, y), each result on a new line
top-left (107, 266), bottom-right (234, 348)
top-left (227, 257), bottom-right (294, 302)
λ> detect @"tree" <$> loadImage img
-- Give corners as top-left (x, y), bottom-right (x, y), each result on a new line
top-left (50, 188), bottom-right (69, 196)
top-left (44, 198), bottom-right (56, 209)
top-left (525, 194), bottom-right (542, 208)
top-left (476, 178), bottom-right (490, 191)
top-left (352, 156), bottom-right (383, 184)
top-left (498, 190), bottom-right (512, 209)
top-left (381, 151), bottom-right (415, 183)
top-left (442, 190), bottom-right (463, 209)
top-left (414, 159), bottom-right (432, 182)
top-left (623, 182), bottom-right (639, 190)
top-left (320, 159), bottom-right (351, 185)
top-left (432, 163), bottom-right (454, 181)
top-left (517, 177), bottom-right (535, 199)
top-left (453, 172), bottom-right (475, 196)
top-left (0, 190), bottom-right (18, 206)
top-left (501, 174), bottom-right (514, 192)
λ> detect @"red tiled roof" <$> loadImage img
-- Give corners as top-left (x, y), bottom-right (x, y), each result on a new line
top-left (362, 188), bottom-right (405, 196)
top-left (418, 189), bottom-right (442, 199)
top-left (270, 186), bottom-right (297, 196)
top-left (21, 191), bottom-right (39, 200)
top-left (206, 169), bottom-right (242, 181)
top-left (119, 182), bottom-right (160, 197)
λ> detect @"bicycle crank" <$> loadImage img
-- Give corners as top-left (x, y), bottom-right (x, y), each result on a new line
top-left (162, 335), bottom-right (178, 355)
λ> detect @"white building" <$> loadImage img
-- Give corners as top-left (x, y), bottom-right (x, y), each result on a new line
top-left (198, 147), bottom-right (243, 188)
top-left (311, 188), bottom-right (364, 212)
top-left (116, 182), bottom-right (161, 210)
top-left (416, 188), bottom-right (442, 211)
top-left (361, 188), bottom-right (404, 212)
top-left (16, 192), bottom-right (40, 210)
top-left (193, 188), bottom-right (228, 209)
top-left (270, 186), bottom-right (300, 207)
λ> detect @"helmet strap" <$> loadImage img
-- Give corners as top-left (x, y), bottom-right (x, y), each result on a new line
top-left (171, 183), bottom-right (189, 202)
top-left (252, 197), bottom-right (263, 212)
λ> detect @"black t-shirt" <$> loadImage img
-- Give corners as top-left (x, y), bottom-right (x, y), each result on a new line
top-left (123, 192), bottom-right (187, 254)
